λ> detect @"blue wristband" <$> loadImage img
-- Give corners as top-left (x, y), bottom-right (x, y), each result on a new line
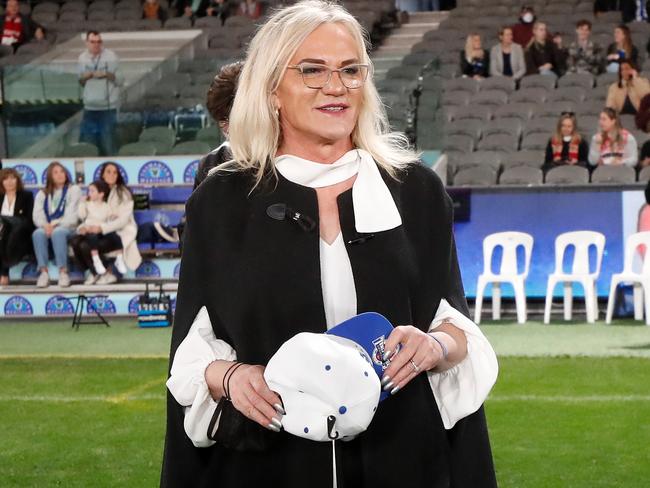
top-left (427, 332), bottom-right (449, 361)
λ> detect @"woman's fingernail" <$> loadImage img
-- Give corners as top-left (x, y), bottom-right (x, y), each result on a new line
top-left (383, 349), bottom-right (393, 360)
top-left (380, 375), bottom-right (391, 386)
top-left (267, 423), bottom-right (281, 432)
top-left (390, 385), bottom-right (401, 395)
top-left (274, 403), bottom-right (286, 415)
top-left (383, 381), bottom-right (394, 391)
top-left (271, 417), bottom-right (282, 429)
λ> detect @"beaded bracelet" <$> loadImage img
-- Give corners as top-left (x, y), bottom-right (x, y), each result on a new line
top-left (427, 332), bottom-right (449, 361)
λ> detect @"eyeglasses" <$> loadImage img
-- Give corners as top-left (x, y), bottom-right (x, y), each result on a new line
top-left (287, 63), bottom-right (370, 89)
top-left (88, 40), bottom-right (103, 44)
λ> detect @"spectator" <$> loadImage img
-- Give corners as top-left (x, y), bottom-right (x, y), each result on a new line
top-left (490, 26), bottom-right (526, 80)
top-left (525, 22), bottom-right (558, 76)
top-left (175, 0), bottom-right (208, 18)
top-left (606, 25), bottom-right (638, 74)
top-left (78, 31), bottom-right (120, 156)
top-left (589, 107), bottom-right (638, 167)
top-left (143, 0), bottom-right (168, 22)
top-left (69, 180), bottom-right (125, 284)
top-left (95, 162), bottom-right (141, 284)
top-left (460, 33), bottom-right (489, 79)
top-left (206, 0), bottom-right (231, 25)
top-left (620, 0), bottom-right (649, 23)
top-left (0, 168), bottom-right (34, 287)
top-left (551, 32), bottom-right (568, 76)
top-left (0, 0), bottom-right (39, 54)
top-left (237, 0), bottom-right (262, 19)
top-left (512, 5), bottom-right (536, 47)
top-left (32, 162), bottom-right (81, 288)
top-left (606, 60), bottom-right (650, 115)
top-left (635, 93), bottom-right (650, 131)
top-left (543, 112), bottom-right (589, 173)
top-left (567, 19), bottom-right (603, 76)
top-left (638, 138), bottom-right (650, 168)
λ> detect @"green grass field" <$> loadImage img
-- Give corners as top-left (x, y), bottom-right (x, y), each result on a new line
top-left (1, 319), bottom-right (650, 487)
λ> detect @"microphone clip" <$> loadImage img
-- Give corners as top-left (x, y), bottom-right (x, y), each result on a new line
top-left (266, 203), bottom-right (316, 233)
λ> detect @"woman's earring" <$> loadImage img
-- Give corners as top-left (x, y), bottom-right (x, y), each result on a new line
top-left (275, 108), bottom-right (280, 118)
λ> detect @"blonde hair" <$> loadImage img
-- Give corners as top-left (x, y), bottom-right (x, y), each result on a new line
top-left (224, 0), bottom-right (418, 187)
top-left (464, 33), bottom-right (483, 61)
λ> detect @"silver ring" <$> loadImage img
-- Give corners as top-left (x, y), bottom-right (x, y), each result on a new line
top-left (409, 359), bottom-right (420, 373)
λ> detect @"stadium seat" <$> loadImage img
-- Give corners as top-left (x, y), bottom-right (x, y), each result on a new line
top-left (501, 150), bottom-right (544, 169)
top-left (444, 134), bottom-right (475, 154)
top-left (521, 133), bottom-right (550, 152)
top-left (441, 91), bottom-right (470, 107)
top-left (442, 77), bottom-right (479, 95)
top-left (447, 119), bottom-right (482, 142)
top-left (499, 166), bottom-right (543, 185)
top-left (118, 142), bottom-right (157, 156)
top-left (545, 165), bottom-right (590, 184)
top-left (477, 133), bottom-right (519, 153)
top-left (195, 126), bottom-right (223, 148)
top-left (509, 88), bottom-right (549, 104)
top-left (62, 142), bottom-right (99, 157)
top-left (454, 151), bottom-right (503, 173)
top-left (454, 105), bottom-right (492, 122)
top-left (482, 118), bottom-right (522, 139)
top-left (520, 73), bottom-right (557, 91)
top-left (605, 231), bottom-right (650, 325)
top-left (453, 167), bottom-right (498, 186)
top-left (639, 166), bottom-right (650, 182)
top-left (523, 118), bottom-right (556, 138)
top-left (549, 87), bottom-right (586, 104)
top-left (494, 103), bottom-right (535, 122)
top-left (596, 72), bottom-right (618, 88)
top-left (591, 165), bottom-right (636, 184)
top-left (544, 231), bottom-right (606, 324)
top-left (170, 141), bottom-right (212, 155)
top-left (165, 16), bottom-right (193, 29)
top-left (558, 73), bottom-right (595, 90)
top-left (475, 231), bottom-right (534, 324)
top-left (620, 114), bottom-right (636, 130)
top-left (479, 76), bottom-right (516, 94)
top-left (472, 90), bottom-right (508, 107)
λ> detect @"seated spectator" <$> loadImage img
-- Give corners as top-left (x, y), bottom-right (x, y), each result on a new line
top-left (237, 0), bottom-right (262, 20)
top-left (0, 0), bottom-right (40, 53)
top-left (543, 113), bottom-right (589, 173)
top-left (589, 107), bottom-right (638, 167)
top-left (490, 26), bottom-right (526, 81)
top-left (638, 139), bottom-right (650, 169)
top-left (32, 162), bottom-right (81, 288)
top-left (143, 0), bottom-right (168, 22)
top-left (525, 22), bottom-right (558, 76)
top-left (460, 33), bottom-right (489, 79)
top-left (551, 32), bottom-right (568, 76)
top-left (70, 180), bottom-right (126, 284)
top-left (606, 60), bottom-right (650, 115)
top-left (206, 0), bottom-right (231, 25)
top-left (606, 25), bottom-right (638, 74)
top-left (94, 162), bottom-right (141, 284)
top-left (0, 168), bottom-right (34, 287)
top-left (512, 5), bottom-right (536, 47)
top-left (175, 0), bottom-right (208, 18)
top-left (567, 19), bottom-right (603, 76)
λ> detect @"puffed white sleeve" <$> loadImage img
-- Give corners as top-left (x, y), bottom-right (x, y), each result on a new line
top-left (166, 306), bottom-right (237, 447)
top-left (426, 299), bottom-right (498, 430)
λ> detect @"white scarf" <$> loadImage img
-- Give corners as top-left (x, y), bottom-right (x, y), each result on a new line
top-left (274, 149), bottom-right (402, 233)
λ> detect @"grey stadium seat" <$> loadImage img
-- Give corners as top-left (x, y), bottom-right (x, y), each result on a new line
top-left (579, 115), bottom-right (600, 134)
top-left (499, 166), bottom-right (544, 185)
top-left (591, 165), bottom-right (637, 184)
top-left (444, 134), bottom-right (475, 153)
top-left (534, 102), bottom-right (577, 119)
top-left (578, 100), bottom-right (606, 116)
top-left (441, 91), bottom-right (470, 107)
top-left (597, 72), bottom-right (618, 88)
top-left (545, 165), bottom-right (590, 184)
top-left (509, 87), bottom-right (549, 104)
top-left (453, 167), bottom-right (498, 186)
top-left (481, 118), bottom-right (522, 139)
top-left (118, 142), bottom-right (157, 156)
top-left (520, 73), bottom-right (558, 91)
top-left (62, 142), bottom-right (99, 158)
top-left (171, 141), bottom-right (212, 155)
top-left (402, 52), bottom-right (435, 68)
top-left (139, 127), bottom-right (176, 153)
top-left (453, 105), bottom-right (492, 122)
top-left (548, 87), bottom-right (586, 104)
top-left (454, 151), bottom-right (503, 172)
top-left (477, 133), bottom-right (519, 152)
top-left (558, 73), bottom-right (595, 90)
top-left (620, 114), bottom-right (636, 130)
top-left (442, 77), bottom-right (480, 95)
top-left (639, 166), bottom-right (650, 182)
top-left (166, 17), bottom-right (193, 28)
top-left (501, 150), bottom-right (544, 169)
top-left (479, 76), bottom-right (516, 94)
top-left (447, 119), bottom-right (482, 142)
top-left (523, 118), bottom-right (556, 137)
top-left (494, 103), bottom-right (535, 122)
top-left (521, 133), bottom-right (550, 151)
top-left (471, 90), bottom-right (508, 107)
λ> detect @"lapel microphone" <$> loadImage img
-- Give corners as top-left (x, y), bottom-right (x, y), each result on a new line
top-left (266, 203), bottom-right (316, 232)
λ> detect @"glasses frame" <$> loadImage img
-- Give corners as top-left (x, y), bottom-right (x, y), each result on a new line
top-left (286, 63), bottom-right (371, 89)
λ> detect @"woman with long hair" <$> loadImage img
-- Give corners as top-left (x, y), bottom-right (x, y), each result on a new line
top-left (0, 168), bottom-right (34, 286)
top-left (31, 162), bottom-right (81, 287)
top-left (525, 21), bottom-right (558, 75)
top-left (606, 24), bottom-right (638, 73)
top-left (490, 25), bottom-right (526, 80)
top-left (606, 60), bottom-right (650, 114)
top-left (162, 2), bottom-right (498, 487)
top-left (460, 33), bottom-right (489, 79)
top-left (544, 112), bottom-right (589, 172)
top-left (589, 107), bottom-right (638, 166)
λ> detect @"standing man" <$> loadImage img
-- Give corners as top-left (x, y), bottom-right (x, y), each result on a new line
top-left (78, 30), bottom-right (120, 156)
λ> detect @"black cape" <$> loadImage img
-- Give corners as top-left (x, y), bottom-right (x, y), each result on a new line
top-left (161, 162), bottom-right (497, 488)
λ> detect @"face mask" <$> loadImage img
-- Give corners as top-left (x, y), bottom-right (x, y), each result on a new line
top-left (563, 136), bottom-right (572, 142)
top-left (522, 13), bottom-right (534, 23)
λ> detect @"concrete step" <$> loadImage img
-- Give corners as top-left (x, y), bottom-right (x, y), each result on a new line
top-left (407, 11), bottom-right (449, 23)
top-left (381, 34), bottom-right (423, 48)
top-left (372, 58), bottom-right (403, 71)
top-left (393, 23), bottom-right (437, 36)
top-left (374, 46), bottom-right (412, 57)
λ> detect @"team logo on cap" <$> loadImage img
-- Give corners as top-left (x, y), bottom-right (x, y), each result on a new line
top-left (138, 160), bottom-right (174, 184)
top-left (371, 336), bottom-right (401, 370)
top-left (12, 165), bottom-right (38, 185)
top-left (183, 160), bottom-right (199, 183)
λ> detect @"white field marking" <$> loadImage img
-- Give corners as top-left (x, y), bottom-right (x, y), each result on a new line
top-left (488, 395), bottom-right (650, 402)
top-left (0, 354), bottom-right (167, 359)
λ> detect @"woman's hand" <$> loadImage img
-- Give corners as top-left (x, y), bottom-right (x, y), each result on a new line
top-left (78, 226), bottom-right (87, 235)
top-left (205, 361), bottom-right (284, 432)
top-left (380, 326), bottom-right (444, 395)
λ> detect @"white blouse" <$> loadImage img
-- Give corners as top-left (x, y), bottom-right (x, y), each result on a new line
top-left (1, 195), bottom-right (16, 216)
top-left (320, 233), bottom-right (357, 330)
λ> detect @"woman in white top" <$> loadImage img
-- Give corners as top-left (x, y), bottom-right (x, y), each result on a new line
top-left (162, 2), bottom-right (498, 487)
top-left (490, 25), bottom-right (526, 81)
top-left (31, 161), bottom-right (81, 288)
top-left (588, 107), bottom-right (638, 167)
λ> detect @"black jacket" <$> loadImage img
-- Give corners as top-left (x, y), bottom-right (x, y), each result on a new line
top-left (0, 190), bottom-right (34, 225)
top-left (161, 163), bottom-right (496, 487)
top-left (459, 49), bottom-right (490, 78)
top-left (525, 41), bottom-right (559, 75)
top-left (193, 141), bottom-right (231, 190)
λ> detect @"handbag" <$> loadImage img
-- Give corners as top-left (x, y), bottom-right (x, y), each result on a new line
top-left (137, 282), bottom-right (172, 327)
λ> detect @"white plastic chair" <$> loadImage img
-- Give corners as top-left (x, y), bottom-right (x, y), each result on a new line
top-left (474, 232), bottom-right (533, 324)
top-left (605, 231), bottom-right (650, 325)
top-left (544, 231), bottom-right (606, 324)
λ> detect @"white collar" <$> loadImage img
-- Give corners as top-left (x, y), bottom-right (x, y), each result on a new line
top-left (274, 149), bottom-right (402, 233)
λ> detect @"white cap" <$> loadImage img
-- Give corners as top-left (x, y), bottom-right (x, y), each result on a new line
top-left (264, 332), bottom-right (381, 442)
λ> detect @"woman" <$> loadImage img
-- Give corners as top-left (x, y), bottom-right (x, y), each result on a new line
top-left (162, 2), bottom-right (498, 487)
top-left (606, 60), bottom-right (650, 115)
top-left (460, 33), bottom-right (489, 79)
top-left (544, 113), bottom-right (589, 173)
top-left (490, 26), bottom-right (526, 81)
top-left (589, 107), bottom-right (638, 167)
top-left (142, 0), bottom-right (167, 22)
top-left (525, 21), bottom-right (558, 76)
top-left (237, 0), bottom-right (262, 20)
top-left (0, 168), bottom-right (34, 286)
top-left (606, 25), bottom-right (638, 73)
top-left (94, 162), bottom-right (142, 284)
top-left (32, 162), bottom-right (81, 288)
